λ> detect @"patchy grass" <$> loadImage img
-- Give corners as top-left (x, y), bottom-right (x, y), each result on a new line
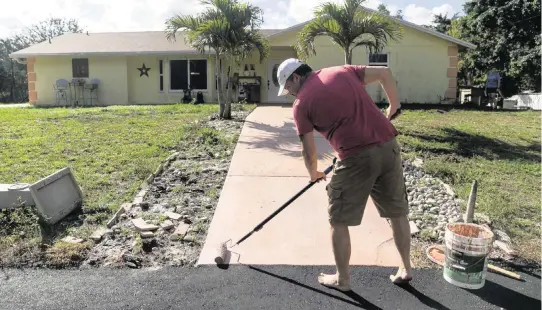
top-left (0, 103), bottom-right (255, 267)
top-left (393, 109), bottom-right (541, 262)
top-left (44, 241), bottom-right (93, 268)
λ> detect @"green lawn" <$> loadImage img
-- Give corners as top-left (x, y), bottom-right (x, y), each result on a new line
top-left (394, 109), bottom-right (541, 261)
top-left (0, 103), bottom-right (253, 267)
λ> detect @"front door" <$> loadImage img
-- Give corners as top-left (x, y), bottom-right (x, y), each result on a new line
top-left (267, 60), bottom-right (288, 103)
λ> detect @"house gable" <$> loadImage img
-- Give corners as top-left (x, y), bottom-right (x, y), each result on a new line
top-left (266, 6), bottom-right (475, 50)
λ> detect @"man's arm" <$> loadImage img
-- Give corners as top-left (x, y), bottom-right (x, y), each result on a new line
top-left (354, 65), bottom-right (401, 119)
top-left (293, 102), bottom-right (324, 181)
top-left (299, 131), bottom-right (318, 180)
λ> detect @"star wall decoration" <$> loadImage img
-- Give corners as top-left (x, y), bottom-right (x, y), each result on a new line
top-left (137, 63), bottom-right (151, 77)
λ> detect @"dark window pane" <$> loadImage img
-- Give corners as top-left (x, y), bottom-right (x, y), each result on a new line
top-left (170, 60), bottom-right (187, 90)
top-left (72, 58), bottom-right (89, 78)
top-left (369, 53), bottom-right (388, 64)
top-left (272, 64), bottom-right (279, 87)
top-left (159, 60), bottom-right (163, 74)
top-left (160, 76), bottom-right (163, 91)
top-left (189, 60), bottom-right (207, 89)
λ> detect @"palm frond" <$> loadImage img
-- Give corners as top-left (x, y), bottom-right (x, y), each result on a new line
top-left (164, 14), bottom-right (202, 42)
top-left (165, 0), bottom-right (269, 68)
top-left (295, 15), bottom-right (349, 61)
top-left (295, 0), bottom-right (403, 62)
top-left (230, 30), bottom-right (269, 63)
top-left (350, 11), bottom-right (403, 54)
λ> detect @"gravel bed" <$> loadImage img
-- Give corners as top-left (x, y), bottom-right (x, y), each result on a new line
top-left (403, 159), bottom-right (465, 242)
top-left (80, 109), bottom-right (251, 269)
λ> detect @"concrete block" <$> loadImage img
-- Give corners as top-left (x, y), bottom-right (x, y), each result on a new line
top-left (132, 218), bottom-right (159, 231)
top-left (107, 203), bottom-right (130, 228)
top-left (62, 236), bottom-right (84, 243)
top-left (160, 220), bottom-right (175, 230)
top-left (171, 223), bottom-right (190, 238)
top-left (140, 231), bottom-right (154, 238)
top-left (0, 183), bottom-right (35, 209)
top-left (165, 211), bottom-right (182, 220)
top-left (28, 167), bottom-right (84, 224)
top-left (91, 228), bottom-right (109, 242)
top-left (409, 221), bottom-right (420, 235)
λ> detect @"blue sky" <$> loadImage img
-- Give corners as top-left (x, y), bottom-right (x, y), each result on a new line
top-left (0, 0), bottom-right (466, 39)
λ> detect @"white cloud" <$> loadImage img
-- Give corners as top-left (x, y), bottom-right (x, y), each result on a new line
top-left (402, 4), bottom-right (457, 26)
top-left (0, 0), bottom-right (459, 38)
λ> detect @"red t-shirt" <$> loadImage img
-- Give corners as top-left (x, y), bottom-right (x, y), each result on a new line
top-left (293, 65), bottom-right (398, 160)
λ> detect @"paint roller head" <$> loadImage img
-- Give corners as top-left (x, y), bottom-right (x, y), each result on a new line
top-left (214, 241), bottom-right (229, 266)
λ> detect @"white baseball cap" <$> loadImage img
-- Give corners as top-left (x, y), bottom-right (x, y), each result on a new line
top-left (277, 58), bottom-right (305, 96)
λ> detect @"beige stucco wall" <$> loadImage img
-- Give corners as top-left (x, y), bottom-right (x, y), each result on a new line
top-left (31, 24), bottom-right (462, 106)
top-left (228, 48), bottom-right (297, 104)
top-left (32, 54), bottom-right (217, 106)
top-left (33, 56), bottom-right (128, 106)
top-left (127, 54), bottom-right (216, 104)
top-left (267, 25), bottom-right (459, 104)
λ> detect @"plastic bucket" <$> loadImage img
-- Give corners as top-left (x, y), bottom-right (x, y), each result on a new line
top-left (443, 223), bottom-right (494, 289)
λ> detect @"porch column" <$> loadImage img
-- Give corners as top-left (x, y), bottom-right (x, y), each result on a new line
top-left (445, 46), bottom-right (458, 104)
top-left (27, 57), bottom-right (37, 105)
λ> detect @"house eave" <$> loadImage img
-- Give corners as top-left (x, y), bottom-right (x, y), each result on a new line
top-left (9, 50), bottom-right (216, 58)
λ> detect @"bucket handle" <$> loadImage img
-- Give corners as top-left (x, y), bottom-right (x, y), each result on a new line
top-left (448, 253), bottom-right (489, 271)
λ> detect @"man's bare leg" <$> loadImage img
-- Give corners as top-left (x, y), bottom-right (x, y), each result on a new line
top-left (388, 215), bottom-right (413, 283)
top-left (318, 223), bottom-right (352, 291)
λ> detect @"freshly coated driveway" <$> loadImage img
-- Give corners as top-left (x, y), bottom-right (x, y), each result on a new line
top-left (1, 265), bottom-right (539, 309)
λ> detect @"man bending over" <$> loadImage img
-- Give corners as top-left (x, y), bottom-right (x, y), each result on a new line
top-left (276, 58), bottom-right (412, 291)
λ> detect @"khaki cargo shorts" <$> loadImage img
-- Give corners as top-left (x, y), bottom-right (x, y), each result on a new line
top-left (325, 137), bottom-right (409, 226)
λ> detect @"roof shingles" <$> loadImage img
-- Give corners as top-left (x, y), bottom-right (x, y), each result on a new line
top-left (10, 29), bottom-right (283, 57)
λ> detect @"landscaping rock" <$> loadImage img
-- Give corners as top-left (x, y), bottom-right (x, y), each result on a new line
top-left (140, 231), bottom-right (154, 239)
top-left (160, 220), bottom-right (175, 230)
top-left (132, 218), bottom-right (159, 231)
top-left (165, 211), bottom-right (182, 220)
top-left (494, 229), bottom-right (511, 243)
top-left (62, 236), bottom-right (84, 244)
top-left (404, 159), bottom-right (465, 241)
top-left (494, 240), bottom-right (518, 256)
top-left (172, 223), bottom-right (190, 238)
top-left (91, 228), bottom-right (109, 242)
top-left (107, 203), bottom-right (130, 228)
top-left (81, 108), bottom-right (252, 269)
top-left (409, 221), bottom-right (419, 235)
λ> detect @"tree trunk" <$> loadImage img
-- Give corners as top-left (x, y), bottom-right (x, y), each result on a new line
top-left (344, 49), bottom-right (352, 65)
top-left (220, 61), bottom-right (231, 119)
top-left (9, 56), bottom-right (15, 102)
top-left (216, 54), bottom-right (225, 117)
top-left (224, 60), bottom-right (233, 119)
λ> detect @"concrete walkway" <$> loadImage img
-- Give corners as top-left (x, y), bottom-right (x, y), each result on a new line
top-left (198, 106), bottom-right (402, 266)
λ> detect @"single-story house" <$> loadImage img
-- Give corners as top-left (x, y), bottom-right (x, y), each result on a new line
top-left (9, 7), bottom-right (475, 107)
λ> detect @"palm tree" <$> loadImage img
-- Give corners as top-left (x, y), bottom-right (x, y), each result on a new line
top-left (165, 0), bottom-right (268, 119)
top-left (295, 0), bottom-right (403, 65)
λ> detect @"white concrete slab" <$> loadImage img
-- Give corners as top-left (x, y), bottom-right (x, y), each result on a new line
top-left (198, 106), bottom-right (404, 267)
top-left (197, 176), bottom-right (400, 266)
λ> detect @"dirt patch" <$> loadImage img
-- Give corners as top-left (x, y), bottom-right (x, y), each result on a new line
top-left (80, 109), bottom-right (252, 269)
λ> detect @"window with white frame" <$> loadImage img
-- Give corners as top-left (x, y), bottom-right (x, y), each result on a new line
top-left (169, 59), bottom-right (208, 91)
top-left (368, 53), bottom-right (389, 67)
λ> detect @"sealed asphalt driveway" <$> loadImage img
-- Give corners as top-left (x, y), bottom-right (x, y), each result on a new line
top-left (0, 265), bottom-right (540, 310)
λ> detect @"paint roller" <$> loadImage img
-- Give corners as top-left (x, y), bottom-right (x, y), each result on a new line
top-left (214, 158), bottom-right (337, 266)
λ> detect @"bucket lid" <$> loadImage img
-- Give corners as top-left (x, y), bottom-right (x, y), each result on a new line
top-left (426, 245), bottom-right (445, 266)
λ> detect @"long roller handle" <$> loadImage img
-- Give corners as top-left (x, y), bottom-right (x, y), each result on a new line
top-left (233, 158), bottom-right (336, 247)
